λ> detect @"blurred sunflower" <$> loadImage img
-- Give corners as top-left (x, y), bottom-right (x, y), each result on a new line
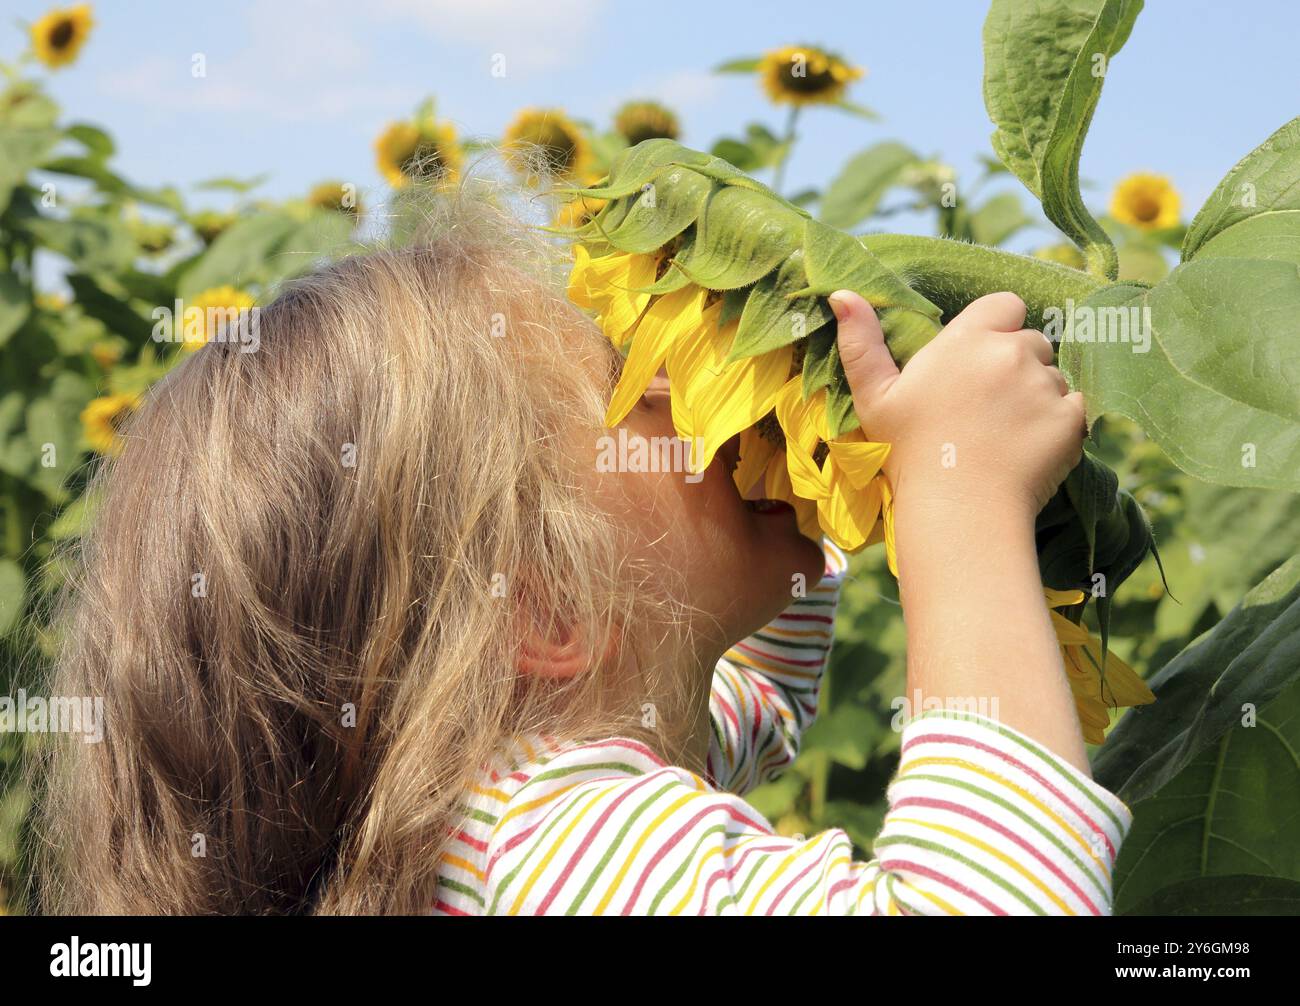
top-left (308, 180), bottom-right (363, 217)
top-left (184, 286), bottom-right (256, 351)
top-left (503, 108), bottom-right (591, 183)
top-left (1109, 173), bottom-right (1180, 231)
top-left (613, 101), bottom-right (680, 146)
top-left (90, 339), bottom-right (123, 370)
top-left (35, 292), bottom-right (68, 312)
top-left (554, 192), bottom-right (606, 230)
top-left (191, 210), bottom-right (236, 245)
top-left (30, 4), bottom-right (93, 70)
top-left (81, 393), bottom-right (139, 456)
top-left (375, 118), bottom-right (462, 188)
top-left (758, 44), bottom-right (863, 106)
top-left (1046, 589), bottom-right (1156, 745)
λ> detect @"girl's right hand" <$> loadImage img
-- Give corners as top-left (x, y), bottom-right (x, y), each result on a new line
top-left (829, 289), bottom-right (1086, 521)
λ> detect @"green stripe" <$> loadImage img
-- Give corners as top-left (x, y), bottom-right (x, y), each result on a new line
top-left (872, 832), bottom-right (1049, 915)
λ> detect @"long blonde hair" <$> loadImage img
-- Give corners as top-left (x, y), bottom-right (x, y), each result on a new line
top-left (36, 188), bottom-right (698, 914)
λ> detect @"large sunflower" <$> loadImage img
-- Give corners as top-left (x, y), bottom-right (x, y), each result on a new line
top-left (758, 44), bottom-right (863, 106)
top-left (81, 393), bottom-right (139, 456)
top-left (374, 118), bottom-right (462, 188)
top-left (30, 4), bottom-right (93, 70)
top-left (503, 108), bottom-right (592, 183)
top-left (1109, 172), bottom-right (1180, 231)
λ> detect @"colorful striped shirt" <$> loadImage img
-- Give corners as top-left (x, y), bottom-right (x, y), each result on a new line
top-left (433, 542), bottom-right (1133, 915)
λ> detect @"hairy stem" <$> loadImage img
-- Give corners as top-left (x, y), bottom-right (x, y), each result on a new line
top-left (860, 233), bottom-right (1107, 331)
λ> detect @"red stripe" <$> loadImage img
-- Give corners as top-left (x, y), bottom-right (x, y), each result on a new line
top-left (878, 858), bottom-right (1007, 915)
top-left (903, 730), bottom-right (1117, 860)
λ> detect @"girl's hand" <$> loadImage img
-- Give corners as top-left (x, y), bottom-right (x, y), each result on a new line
top-left (829, 289), bottom-right (1085, 521)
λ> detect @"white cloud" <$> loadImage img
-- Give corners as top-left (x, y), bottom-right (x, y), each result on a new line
top-left (374, 0), bottom-right (606, 73)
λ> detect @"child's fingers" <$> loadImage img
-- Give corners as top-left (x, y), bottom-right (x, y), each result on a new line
top-left (950, 291), bottom-right (1028, 333)
top-left (830, 290), bottom-right (899, 411)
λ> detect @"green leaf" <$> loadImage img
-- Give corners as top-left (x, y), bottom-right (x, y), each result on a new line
top-left (1093, 556), bottom-right (1300, 912)
top-left (983, 0), bottom-right (1143, 278)
top-left (0, 560), bottom-right (27, 637)
top-left (1094, 554), bottom-right (1300, 803)
top-left (672, 185), bottom-right (803, 289)
top-left (1121, 875), bottom-right (1300, 916)
top-left (728, 251), bottom-right (831, 362)
top-left (1061, 260), bottom-right (1300, 491)
top-left (819, 142), bottom-right (920, 230)
top-left (833, 100), bottom-right (880, 121)
top-left (603, 165), bottom-right (711, 254)
top-left (1183, 117), bottom-right (1300, 261)
top-left (1193, 212), bottom-right (1300, 267)
top-left (65, 122), bottom-right (115, 159)
top-left (714, 57), bottom-right (761, 74)
top-left (1116, 239), bottom-right (1170, 283)
top-left (0, 273), bottom-right (31, 348)
top-left (967, 192), bottom-right (1033, 247)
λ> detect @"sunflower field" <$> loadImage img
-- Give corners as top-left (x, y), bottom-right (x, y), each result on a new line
top-left (2, 0), bottom-right (1299, 916)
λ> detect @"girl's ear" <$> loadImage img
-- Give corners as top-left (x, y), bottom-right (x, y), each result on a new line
top-left (515, 617), bottom-right (620, 679)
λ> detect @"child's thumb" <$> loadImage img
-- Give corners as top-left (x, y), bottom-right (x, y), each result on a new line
top-left (830, 290), bottom-right (899, 409)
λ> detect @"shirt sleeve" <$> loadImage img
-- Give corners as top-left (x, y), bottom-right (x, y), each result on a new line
top-left (705, 539), bottom-right (849, 796)
top-left (483, 711), bottom-right (1132, 915)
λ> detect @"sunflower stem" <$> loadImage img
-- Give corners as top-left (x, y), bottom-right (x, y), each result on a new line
top-left (772, 106), bottom-right (801, 197)
top-left (859, 234), bottom-right (1107, 334)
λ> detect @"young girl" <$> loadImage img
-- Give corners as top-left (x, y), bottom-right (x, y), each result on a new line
top-left (39, 194), bottom-right (1129, 915)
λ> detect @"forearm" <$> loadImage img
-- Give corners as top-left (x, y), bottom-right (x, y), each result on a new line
top-left (893, 485), bottom-right (1090, 774)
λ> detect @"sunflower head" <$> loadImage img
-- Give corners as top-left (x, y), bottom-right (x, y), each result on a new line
top-left (375, 118), bottom-right (463, 188)
top-left (81, 393), bottom-right (140, 456)
top-left (191, 210), bottom-right (236, 245)
top-left (184, 286), bottom-right (256, 352)
top-left (613, 101), bottom-right (681, 146)
top-left (30, 4), bottom-right (94, 70)
top-left (503, 108), bottom-right (592, 183)
top-left (759, 44), bottom-right (864, 106)
top-left (1109, 172), bottom-right (1181, 231)
top-left (308, 180), bottom-right (363, 217)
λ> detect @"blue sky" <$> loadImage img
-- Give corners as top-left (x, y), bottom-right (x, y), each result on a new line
top-left (7, 0), bottom-right (1299, 248)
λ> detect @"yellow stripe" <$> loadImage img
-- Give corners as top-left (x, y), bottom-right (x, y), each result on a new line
top-left (899, 755), bottom-right (1109, 876)
top-left (666, 831), bottom-right (779, 915)
top-left (594, 789), bottom-right (704, 915)
top-left (889, 815), bottom-right (1075, 915)
top-left (439, 853), bottom-right (484, 882)
top-left (723, 650), bottom-right (820, 680)
top-left (742, 832), bottom-right (829, 913)
top-left (507, 784), bottom-right (611, 915)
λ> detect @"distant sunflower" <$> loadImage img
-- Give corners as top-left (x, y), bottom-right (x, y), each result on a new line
top-left (81, 393), bottom-right (139, 456)
top-left (191, 210), bottom-right (236, 244)
top-left (503, 108), bottom-right (591, 183)
top-left (1109, 173), bottom-right (1180, 231)
top-left (613, 101), bottom-right (680, 145)
top-left (308, 180), bottom-right (363, 217)
top-left (30, 4), bottom-right (93, 70)
top-left (759, 44), bottom-right (863, 106)
top-left (184, 286), bottom-right (256, 351)
top-left (374, 119), bottom-right (462, 188)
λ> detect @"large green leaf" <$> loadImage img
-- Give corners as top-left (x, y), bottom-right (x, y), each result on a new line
top-left (1183, 117), bottom-right (1300, 262)
top-left (1062, 259), bottom-right (1300, 491)
top-left (1094, 554), bottom-right (1300, 803)
top-left (819, 142), bottom-right (919, 231)
top-left (1123, 875), bottom-right (1300, 916)
top-left (1094, 556), bottom-right (1300, 913)
top-left (983, 0), bottom-right (1143, 277)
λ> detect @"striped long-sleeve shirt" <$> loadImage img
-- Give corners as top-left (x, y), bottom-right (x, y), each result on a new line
top-left (433, 543), bottom-right (1133, 915)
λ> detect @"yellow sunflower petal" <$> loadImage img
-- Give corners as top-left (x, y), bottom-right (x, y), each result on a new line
top-left (604, 286), bottom-right (706, 429)
top-left (825, 438), bottom-right (890, 491)
top-left (765, 450), bottom-right (821, 541)
top-left (734, 426), bottom-right (778, 497)
top-left (668, 319), bottom-right (793, 474)
top-left (817, 463), bottom-right (883, 551)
